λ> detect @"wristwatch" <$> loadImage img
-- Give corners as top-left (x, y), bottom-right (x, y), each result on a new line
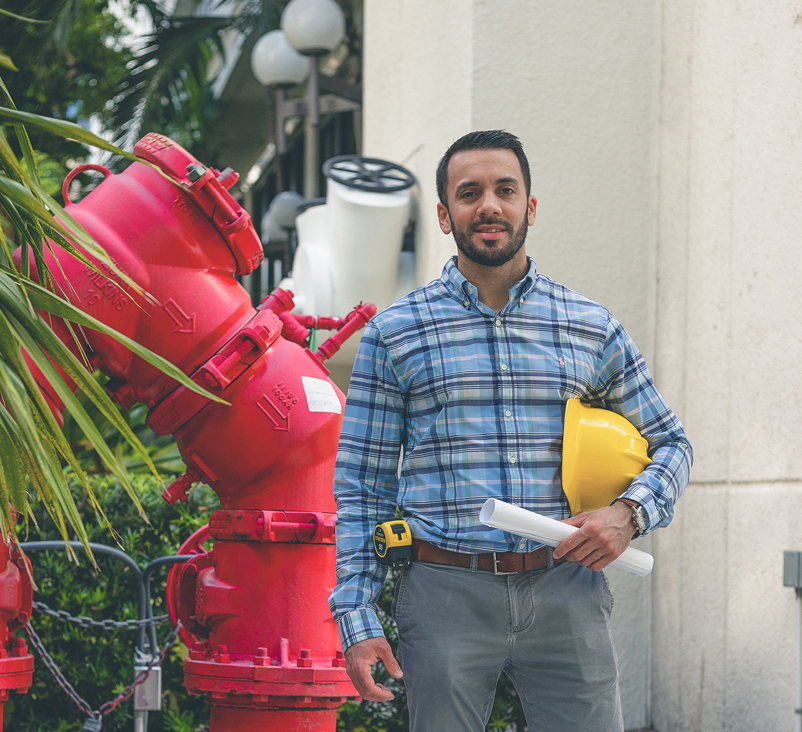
top-left (614, 499), bottom-right (648, 536)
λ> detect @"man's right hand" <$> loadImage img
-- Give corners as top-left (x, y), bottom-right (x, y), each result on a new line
top-left (344, 636), bottom-right (403, 702)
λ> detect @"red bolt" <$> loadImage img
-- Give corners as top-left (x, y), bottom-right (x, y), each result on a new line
top-left (297, 649), bottom-right (313, 668)
top-left (0, 649), bottom-right (7, 659)
top-left (185, 563), bottom-right (198, 576)
top-left (254, 647), bottom-right (269, 666)
top-left (189, 641), bottom-right (208, 661)
top-left (16, 611), bottom-right (29, 624)
top-left (214, 645), bottom-right (230, 664)
top-left (332, 649), bottom-right (346, 668)
top-left (15, 558), bottom-right (25, 570)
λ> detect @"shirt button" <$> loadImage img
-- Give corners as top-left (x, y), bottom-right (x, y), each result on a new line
top-left (463, 299), bottom-right (469, 307)
top-left (500, 363), bottom-right (507, 371)
top-left (505, 410), bottom-right (511, 417)
top-left (519, 541), bottom-right (526, 550)
top-left (509, 455), bottom-right (516, 464)
top-left (519, 297), bottom-right (524, 304)
top-left (495, 319), bottom-right (501, 326)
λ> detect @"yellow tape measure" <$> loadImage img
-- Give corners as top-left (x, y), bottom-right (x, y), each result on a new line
top-left (373, 520), bottom-right (412, 568)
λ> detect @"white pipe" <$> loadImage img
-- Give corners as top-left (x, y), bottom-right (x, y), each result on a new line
top-left (479, 498), bottom-right (654, 577)
top-left (794, 588), bottom-right (802, 732)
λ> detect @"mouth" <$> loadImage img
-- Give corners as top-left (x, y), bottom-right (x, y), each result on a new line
top-left (471, 222), bottom-right (511, 242)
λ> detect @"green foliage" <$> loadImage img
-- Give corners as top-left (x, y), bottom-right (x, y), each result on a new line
top-left (0, 66), bottom-right (221, 553)
top-left (61, 375), bottom-right (185, 477)
top-left (6, 474), bottom-right (218, 732)
top-left (0, 0), bottom-right (135, 167)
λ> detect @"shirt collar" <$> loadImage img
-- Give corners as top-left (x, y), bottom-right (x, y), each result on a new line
top-left (440, 256), bottom-right (538, 307)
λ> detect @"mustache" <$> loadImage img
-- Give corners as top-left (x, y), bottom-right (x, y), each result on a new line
top-left (469, 218), bottom-right (513, 233)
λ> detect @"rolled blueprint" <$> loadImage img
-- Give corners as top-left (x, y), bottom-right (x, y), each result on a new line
top-left (479, 498), bottom-right (653, 577)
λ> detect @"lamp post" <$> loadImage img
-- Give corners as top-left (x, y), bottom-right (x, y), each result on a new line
top-left (250, 0), bottom-right (359, 199)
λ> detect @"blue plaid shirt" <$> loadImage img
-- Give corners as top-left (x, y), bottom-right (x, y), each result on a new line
top-left (329, 257), bottom-right (692, 651)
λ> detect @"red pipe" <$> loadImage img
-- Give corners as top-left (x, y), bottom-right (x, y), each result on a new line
top-left (21, 133), bottom-right (366, 731)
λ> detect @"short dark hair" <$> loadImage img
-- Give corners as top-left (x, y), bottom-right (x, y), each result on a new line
top-left (436, 130), bottom-right (531, 207)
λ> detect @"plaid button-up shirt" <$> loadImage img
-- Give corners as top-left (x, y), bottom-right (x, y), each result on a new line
top-left (329, 257), bottom-right (693, 650)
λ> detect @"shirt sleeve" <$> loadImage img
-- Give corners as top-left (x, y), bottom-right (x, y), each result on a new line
top-left (589, 313), bottom-right (694, 532)
top-left (328, 320), bottom-right (406, 651)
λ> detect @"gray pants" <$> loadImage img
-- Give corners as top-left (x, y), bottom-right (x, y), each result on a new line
top-left (392, 559), bottom-right (624, 732)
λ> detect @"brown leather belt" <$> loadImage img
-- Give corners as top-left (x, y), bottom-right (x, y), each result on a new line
top-left (412, 539), bottom-right (566, 575)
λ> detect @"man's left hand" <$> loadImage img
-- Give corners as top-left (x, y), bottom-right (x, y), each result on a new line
top-left (552, 502), bottom-right (634, 571)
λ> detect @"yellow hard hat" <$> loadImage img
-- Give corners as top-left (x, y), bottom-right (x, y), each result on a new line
top-left (561, 398), bottom-right (652, 515)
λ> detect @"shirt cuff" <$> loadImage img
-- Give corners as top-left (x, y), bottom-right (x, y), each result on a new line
top-left (336, 606), bottom-right (386, 652)
top-left (617, 483), bottom-right (659, 533)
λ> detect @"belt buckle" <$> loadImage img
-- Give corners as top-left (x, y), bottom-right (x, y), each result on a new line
top-left (492, 552), bottom-right (516, 575)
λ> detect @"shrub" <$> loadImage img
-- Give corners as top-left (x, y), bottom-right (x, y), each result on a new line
top-left (7, 475), bottom-right (217, 732)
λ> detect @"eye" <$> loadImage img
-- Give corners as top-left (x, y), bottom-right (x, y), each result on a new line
top-left (499, 186), bottom-right (515, 195)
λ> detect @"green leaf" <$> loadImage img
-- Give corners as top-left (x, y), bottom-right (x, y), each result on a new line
top-left (0, 54), bottom-right (17, 72)
top-left (0, 8), bottom-right (50, 24)
top-left (14, 276), bottom-right (228, 405)
top-left (0, 279), bottom-right (159, 484)
top-left (0, 107), bottom-right (137, 161)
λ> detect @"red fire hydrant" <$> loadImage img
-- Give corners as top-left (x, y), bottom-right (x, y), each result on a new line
top-left (25, 134), bottom-right (368, 730)
top-left (0, 535), bottom-right (33, 728)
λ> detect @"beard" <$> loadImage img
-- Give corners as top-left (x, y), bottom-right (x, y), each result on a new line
top-left (450, 212), bottom-right (529, 267)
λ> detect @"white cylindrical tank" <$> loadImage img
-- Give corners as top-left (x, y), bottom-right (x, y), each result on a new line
top-left (290, 155), bottom-right (416, 318)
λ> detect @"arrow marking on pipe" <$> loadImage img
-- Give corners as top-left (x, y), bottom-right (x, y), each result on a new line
top-left (256, 395), bottom-right (290, 431)
top-left (163, 299), bottom-right (196, 334)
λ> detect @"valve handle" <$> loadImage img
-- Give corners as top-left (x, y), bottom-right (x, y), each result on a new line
top-left (166, 524), bottom-right (212, 648)
top-left (62, 164), bottom-right (113, 205)
top-left (322, 155), bottom-right (415, 193)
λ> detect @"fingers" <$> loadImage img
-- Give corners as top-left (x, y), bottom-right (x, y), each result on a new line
top-left (345, 637), bottom-right (402, 702)
top-left (377, 642), bottom-right (404, 679)
top-left (553, 507), bottom-right (631, 568)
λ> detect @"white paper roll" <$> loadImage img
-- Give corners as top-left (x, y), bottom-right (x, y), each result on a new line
top-left (479, 498), bottom-right (653, 577)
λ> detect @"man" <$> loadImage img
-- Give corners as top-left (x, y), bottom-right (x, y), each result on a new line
top-left (329, 130), bottom-right (693, 731)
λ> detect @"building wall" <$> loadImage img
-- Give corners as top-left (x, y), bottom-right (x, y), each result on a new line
top-left (365, 2), bottom-right (802, 729)
top-left (364, 1), bottom-right (661, 728)
top-left (652, 1), bottom-right (802, 729)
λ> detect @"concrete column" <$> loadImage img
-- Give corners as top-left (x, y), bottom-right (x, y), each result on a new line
top-left (653, 1), bottom-right (802, 729)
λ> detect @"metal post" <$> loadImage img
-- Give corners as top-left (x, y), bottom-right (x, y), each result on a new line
top-left (134, 710), bottom-right (147, 732)
top-left (304, 59), bottom-right (320, 199)
top-left (275, 88), bottom-right (287, 156)
top-left (797, 588), bottom-right (801, 732)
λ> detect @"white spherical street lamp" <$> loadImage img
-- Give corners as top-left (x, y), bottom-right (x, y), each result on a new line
top-left (250, 30), bottom-right (310, 88)
top-left (269, 191), bottom-right (306, 229)
top-left (281, 0), bottom-right (346, 57)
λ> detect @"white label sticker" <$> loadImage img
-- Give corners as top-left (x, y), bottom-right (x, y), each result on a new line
top-left (302, 376), bottom-right (342, 414)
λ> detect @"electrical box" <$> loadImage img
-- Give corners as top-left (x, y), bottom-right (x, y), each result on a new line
top-left (783, 551), bottom-right (802, 589)
top-left (133, 663), bottom-right (162, 711)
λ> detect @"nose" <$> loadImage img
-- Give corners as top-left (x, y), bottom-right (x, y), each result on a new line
top-left (477, 190), bottom-right (503, 217)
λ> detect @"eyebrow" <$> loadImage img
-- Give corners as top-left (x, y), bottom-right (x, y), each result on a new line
top-left (454, 176), bottom-right (520, 196)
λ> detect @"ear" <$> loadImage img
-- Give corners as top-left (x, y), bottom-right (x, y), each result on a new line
top-left (437, 202), bottom-right (452, 235)
top-left (527, 195), bottom-right (537, 227)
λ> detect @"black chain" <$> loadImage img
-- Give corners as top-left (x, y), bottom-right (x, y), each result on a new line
top-left (32, 600), bottom-right (171, 630)
top-left (24, 621), bottom-right (95, 718)
top-left (24, 619), bottom-right (183, 730)
top-left (97, 621), bottom-right (182, 716)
